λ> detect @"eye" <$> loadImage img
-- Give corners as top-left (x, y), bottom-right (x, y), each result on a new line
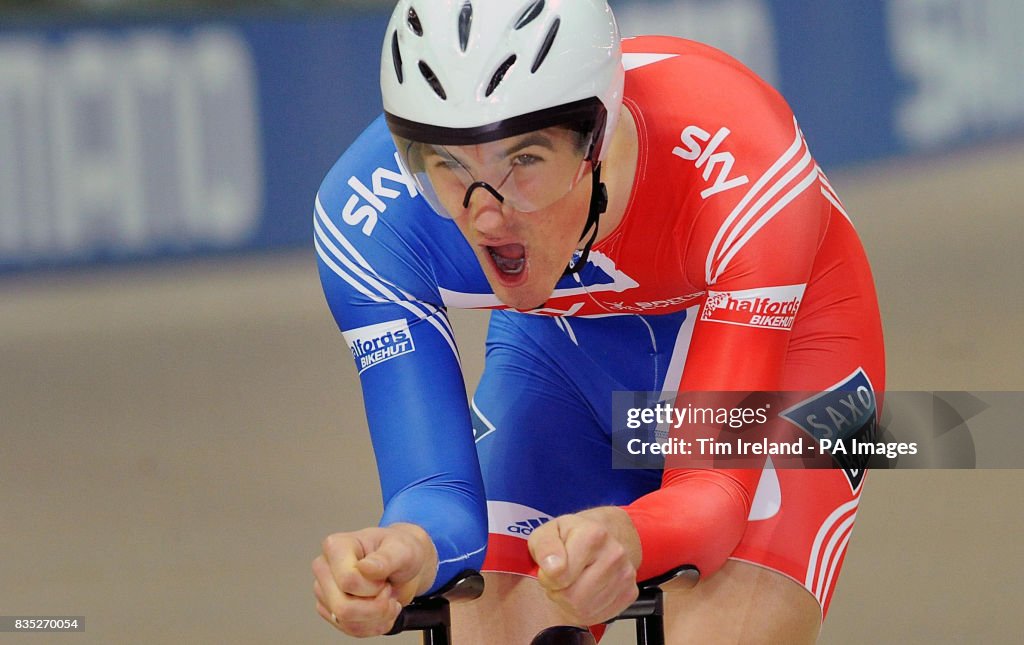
top-left (511, 153), bottom-right (542, 166)
top-left (427, 154), bottom-right (463, 171)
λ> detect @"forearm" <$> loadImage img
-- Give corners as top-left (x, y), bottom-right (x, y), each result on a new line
top-left (347, 311), bottom-right (487, 594)
top-left (623, 469), bottom-right (757, 581)
top-left (382, 483), bottom-right (488, 594)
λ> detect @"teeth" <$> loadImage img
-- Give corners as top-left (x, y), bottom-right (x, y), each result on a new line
top-left (488, 248), bottom-right (525, 275)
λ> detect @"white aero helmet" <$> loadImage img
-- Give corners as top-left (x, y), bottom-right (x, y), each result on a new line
top-left (382, 0), bottom-right (623, 156)
top-left (381, 1), bottom-right (624, 221)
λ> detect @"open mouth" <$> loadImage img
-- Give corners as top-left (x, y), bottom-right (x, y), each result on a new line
top-left (486, 243), bottom-right (527, 283)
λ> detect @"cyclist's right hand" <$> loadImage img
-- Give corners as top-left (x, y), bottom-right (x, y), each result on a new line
top-left (313, 523), bottom-right (438, 637)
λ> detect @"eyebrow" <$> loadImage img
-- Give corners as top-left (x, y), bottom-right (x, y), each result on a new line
top-left (502, 133), bottom-right (557, 157)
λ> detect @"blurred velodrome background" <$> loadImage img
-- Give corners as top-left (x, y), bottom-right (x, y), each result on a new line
top-left (1, 0), bottom-right (1022, 643)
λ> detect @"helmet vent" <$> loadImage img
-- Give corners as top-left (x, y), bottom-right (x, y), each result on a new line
top-left (407, 7), bottom-right (423, 36)
top-left (458, 2), bottom-right (473, 52)
top-left (530, 18), bottom-right (560, 73)
top-left (391, 31), bottom-right (404, 83)
top-left (418, 61), bottom-right (447, 100)
top-left (485, 55), bottom-right (517, 97)
top-left (515, 0), bottom-right (545, 30)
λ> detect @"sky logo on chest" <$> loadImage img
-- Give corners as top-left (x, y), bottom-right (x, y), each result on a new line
top-left (780, 368), bottom-right (878, 491)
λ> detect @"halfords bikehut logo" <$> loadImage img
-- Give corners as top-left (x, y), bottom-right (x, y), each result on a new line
top-left (701, 284), bottom-right (806, 330)
top-left (342, 319), bottom-right (415, 373)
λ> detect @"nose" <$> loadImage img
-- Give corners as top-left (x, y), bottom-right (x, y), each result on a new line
top-left (465, 186), bottom-right (510, 239)
top-left (462, 181), bottom-right (505, 209)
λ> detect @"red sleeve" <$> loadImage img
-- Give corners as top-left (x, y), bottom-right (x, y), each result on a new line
top-left (622, 69), bottom-right (829, 580)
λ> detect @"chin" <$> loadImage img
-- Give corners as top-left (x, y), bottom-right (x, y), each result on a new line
top-left (486, 272), bottom-right (555, 312)
top-left (493, 285), bottom-right (549, 312)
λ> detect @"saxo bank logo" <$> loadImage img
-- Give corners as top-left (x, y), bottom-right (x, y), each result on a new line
top-left (780, 368), bottom-right (878, 492)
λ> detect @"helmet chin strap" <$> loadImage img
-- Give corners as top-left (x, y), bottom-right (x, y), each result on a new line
top-left (563, 162), bottom-right (607, 277)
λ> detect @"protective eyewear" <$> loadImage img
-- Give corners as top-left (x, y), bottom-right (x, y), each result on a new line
top-left (394, 126), bottom-right (592, 218)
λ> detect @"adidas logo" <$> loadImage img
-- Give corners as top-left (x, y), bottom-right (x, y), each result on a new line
top-left (506, 517), bottom-right (551, 536)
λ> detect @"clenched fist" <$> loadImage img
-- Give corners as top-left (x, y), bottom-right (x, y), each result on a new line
top-left (313, 523), bottom-right (438, 637)
top-left (527, 506), bottom-right (643, 626)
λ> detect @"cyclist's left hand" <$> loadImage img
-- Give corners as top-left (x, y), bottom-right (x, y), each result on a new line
top-left (527, 506), bottom-right (642, 626)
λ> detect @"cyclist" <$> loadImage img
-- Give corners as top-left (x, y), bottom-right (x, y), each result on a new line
top-left (312, 1), bottom-right (885, 642)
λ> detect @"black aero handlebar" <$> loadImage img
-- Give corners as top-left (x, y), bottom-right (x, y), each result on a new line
top-left (384, 570), bottom-right (485, 645)
top-left (601, 564), bottom-right (698, 645)
top-left (384, 565), bottom-right (698, 645)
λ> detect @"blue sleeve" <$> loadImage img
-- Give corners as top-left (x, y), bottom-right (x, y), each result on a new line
top-left (313, 116), bottom-right (487, 593)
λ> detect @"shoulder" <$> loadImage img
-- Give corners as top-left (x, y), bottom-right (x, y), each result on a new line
top-left (620, 37), bottom-right (827, 287)
top-left (314, 115), bottom-right (489, 306)
top-left (315, 116), bottom-right (439, 300)
top-left (316, 114), bottom-right (428, 237)
top-left (622, 35), bottom-right (798, 155)
top-left (622, 35), bottom-right (782, 98)
top-left (621, 35), bottom-right (816, 206)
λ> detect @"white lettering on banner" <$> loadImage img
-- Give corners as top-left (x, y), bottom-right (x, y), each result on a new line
top-left (888, 0), bottom-right (1024, 147)
top-left (701, 284), bottom-right (806, 330)
top-left (673, 126), bottom-right (750, 199)
top-left (606, 292), bottom-right (705, 313)
top-left (341, 153), bottom-right (419, 236)
top-left (343, 319), bottom-right (416, 373)
top-left (0, 29), bottom-right (262, 262)
top-left (615, 0), bottom-right (778, 85)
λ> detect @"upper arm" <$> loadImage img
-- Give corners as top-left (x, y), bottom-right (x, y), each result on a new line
top-left (679, 111), bottom-right (829, 393)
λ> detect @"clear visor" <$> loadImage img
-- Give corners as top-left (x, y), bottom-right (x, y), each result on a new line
top-left (393, 125), bottom-right (592, 218)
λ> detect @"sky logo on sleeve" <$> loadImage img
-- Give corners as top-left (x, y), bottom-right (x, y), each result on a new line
top-left (341, 152), bottom-right (419, 237)
top-left (343, 319), bottom-right (416, 373)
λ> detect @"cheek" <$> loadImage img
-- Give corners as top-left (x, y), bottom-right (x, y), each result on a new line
top-left (433, 184), bottom-right (468, 216)
top-left (549, 192), bottom-right (591, 245)
top-left (529, 212), bottom-right (586, 271)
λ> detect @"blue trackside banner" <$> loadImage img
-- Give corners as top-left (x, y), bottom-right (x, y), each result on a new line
top-left (2, 0), bottom-right (1022, 271)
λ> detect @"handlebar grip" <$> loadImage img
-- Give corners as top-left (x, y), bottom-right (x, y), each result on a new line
top-left (639, 564), bottom-right (699, 590)
top-left (605, 564), bottom-right (698, 623)
top-left (385, 569), bottom-right (484, 636)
